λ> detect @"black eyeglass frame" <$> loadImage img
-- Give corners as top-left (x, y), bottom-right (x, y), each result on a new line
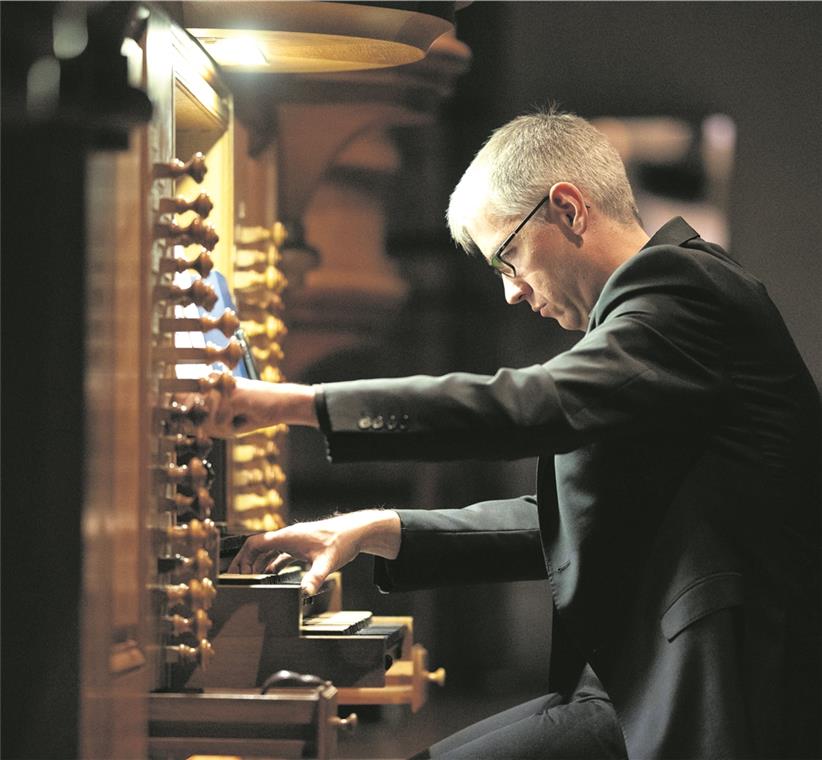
top-left (488, 195), bottom-right (550, 278)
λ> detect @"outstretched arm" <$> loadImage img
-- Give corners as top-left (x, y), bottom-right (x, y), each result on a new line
top-left (201, 376), bottom-right (319, 437)
top-left (228, 509), bottom-right (401, 595)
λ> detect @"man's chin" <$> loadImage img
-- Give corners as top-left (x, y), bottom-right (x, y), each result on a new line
top-left (554, 312), bottom-right (586, 332)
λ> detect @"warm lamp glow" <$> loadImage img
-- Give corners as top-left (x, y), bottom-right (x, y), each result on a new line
top-left (200, 35), bottom-right (268, 68)
top-left (193, 29), bottom-right (424, 73)
top-left (183, 1), bottom-right (455, 74)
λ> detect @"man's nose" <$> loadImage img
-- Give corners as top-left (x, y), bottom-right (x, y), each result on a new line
top-left (502, 275), bottom-right (528, 305)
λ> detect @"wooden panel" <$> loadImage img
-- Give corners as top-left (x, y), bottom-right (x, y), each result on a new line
top-left (149, 686), bottom-right (339, 759)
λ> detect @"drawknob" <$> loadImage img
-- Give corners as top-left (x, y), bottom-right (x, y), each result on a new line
top-left (159, 192), bottom-right (214, 218)
top-left (166, 639), bottom-right (214, 670)
top-left (157, 548), bottom-right (213, 579)
top-left (158, 400), bottom-right (209, 429)
top-left (232, 266), bottom-right (286, 294)
top-left (241, 315), bottom-right (287, 341)
top-left (155, 278), bottom-right (218, 310)
top-left (155, 217), bottom-right (219, 251)
top-left (233, 488), bottom-right (283, 513)
top-left (159, 251), bottom-right (214, 278)
top-left (166, 487), bottom-right (215, 519)
top-left (153, 152), bottom-right (207, 183)
top-left (164, 608), bottom-right (212, 639)
top-left (173, 432), bottom-right (213, 458)
top-left (166, 518), bottom-right (219, 551)
top-left (330, 713), bottom-right (358, 734)
top-left (159, 308), bottom-right (240, 338)
top-left (164, 486), bottom-right (214, 518)
top-left (164, 457), bottom-right (210, 489)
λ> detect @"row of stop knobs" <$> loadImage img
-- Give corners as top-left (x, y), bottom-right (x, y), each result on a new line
top-left (156, 518), bottom-right (221, 670)
top-left (153, 152), bottom-right (228, 672)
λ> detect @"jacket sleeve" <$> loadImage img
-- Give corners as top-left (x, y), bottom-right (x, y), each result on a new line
top-left (317, 246), bottom-right (728, 463)
top-left (373, 495), bottom-right (546, 592)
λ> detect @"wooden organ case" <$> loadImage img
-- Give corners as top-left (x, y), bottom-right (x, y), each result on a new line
top-left (62, 3), bottom-right (468, 759)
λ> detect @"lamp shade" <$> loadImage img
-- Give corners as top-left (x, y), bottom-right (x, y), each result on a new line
top-left (182, 1), bottom-right (457, 73)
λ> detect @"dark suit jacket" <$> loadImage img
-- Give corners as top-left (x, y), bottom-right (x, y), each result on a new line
top-left (315, 218), bottom-right (821, 759)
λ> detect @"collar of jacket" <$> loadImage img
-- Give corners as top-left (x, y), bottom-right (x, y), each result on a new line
top-left (585, 216), bottom-right (701, 333)
top-left (640, 216), bottom-right (701, 251)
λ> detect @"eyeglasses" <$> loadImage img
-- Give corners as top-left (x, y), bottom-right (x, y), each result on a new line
top-left (488, 195), bottom-right (550, 278)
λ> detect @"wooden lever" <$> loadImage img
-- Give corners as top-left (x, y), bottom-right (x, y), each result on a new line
top-left (232, 438), bottom-right (281, 464)
top-left (164, 487), bottom-right (215, 519)
top-left (164, 608), bottom-right (213, 639)
top-left (155, 278), bottom-right (218, 310)
top-left (173, 433), bottom-right (213, 458)
top-left (235, 221), bottom-right (286, 247)
top-left (159, 251), bottom-right (214, 278)
top-left (159, 371), bottom-right (236, 395)
top-left (159, 192), bottom-right (214, 218)
top-left (164, 457), bottom-right (209, 489)
top-left (155, 217), bottom-right (219, 251)
top-left (260, 365), bottom-right (284, 384)
top-left (165, 639), bottom-right (214, 670)
top-left (153, 152), bottom-right (207, 183)
top-left (232, 266), bottom-right (286, 294)
top-left (242, 315), bottom-right (287, 341)
top-left (330, 713), bottom-right (358, 734)
top-left (251, 343), bottom-right (284, 365)
top-left (159, 308), bottom-right (239, 338)
top-left (166, 518), bottom-right (218, 550)
top-left (239, 296), bottom-right (285, 319)
top-left (233, 488), bottom-right (283, 513)
top-left (158, 578), bottom-right (216, 612)
top-left (157, 548), bottom-right (214, 580)
top-left (154, 338), bottom-right (244, 369)
top-left (233, 462), bottom-right (286, 488)
top-left (234, 248), bottom-right (275, 271)
top-left (158, 400), bottom-right (209, 428)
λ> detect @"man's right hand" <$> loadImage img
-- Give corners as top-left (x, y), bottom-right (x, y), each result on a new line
top-left (193, 376), bottom-right (320, 439)
top-left (228, 509), bottom-right (402, 596)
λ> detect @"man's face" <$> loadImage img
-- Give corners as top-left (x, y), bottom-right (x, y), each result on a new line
top-left (470, 208), bottom-right (592, 332)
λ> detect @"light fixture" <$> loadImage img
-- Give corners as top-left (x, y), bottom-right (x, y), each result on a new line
top-left (201, 36), bottom-right (268, 68)
top-left (182, 1), bottom-right (458, 73)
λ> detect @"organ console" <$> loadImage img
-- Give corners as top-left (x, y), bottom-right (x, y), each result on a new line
top-left (63, 3), bottom-right (452, 757)
top-left (3, 3), bottom-right (468, 758)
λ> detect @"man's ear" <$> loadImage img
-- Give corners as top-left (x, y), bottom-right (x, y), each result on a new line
top-left (548, 182), bottom-right (587, 235)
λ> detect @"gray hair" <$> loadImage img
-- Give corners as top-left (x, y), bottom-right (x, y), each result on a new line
top-left (447, 105), bottom-right (641, 256)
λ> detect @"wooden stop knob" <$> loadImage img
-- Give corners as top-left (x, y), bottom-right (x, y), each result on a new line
top-left (159, 192), bottom-right (214, 218)
top-left (209, 339), bottom-right (244, 368)
top-left (155, 217), bottom-right (219, 251)
top-left (153, 152), bottom-right (207, 183)
top-left (174, 432), bottom-right (213, 459)
top-left (159, 251), bottom-right (214, 278)
top-left (160, 400), bottom-right (209, 428)
top-left (202, 309), bottom-right (240, 337)
top-left (159, 308), bottom-right (240, 339)
top-left (155, 278), bottom-right (218, 310)
top-left (165, 457), bottom-right (209, 488)
top-left (188, 577), bottom-right (217, 610)
top-left (330, 714), bottom-right (358, 734)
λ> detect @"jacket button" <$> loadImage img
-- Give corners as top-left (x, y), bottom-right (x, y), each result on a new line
top-left (357, 416), bottom-right (372, 430)
top-left (398, 414), bottom-right (409, 431)
top-left (386, 415), bottom-right (398, 430)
